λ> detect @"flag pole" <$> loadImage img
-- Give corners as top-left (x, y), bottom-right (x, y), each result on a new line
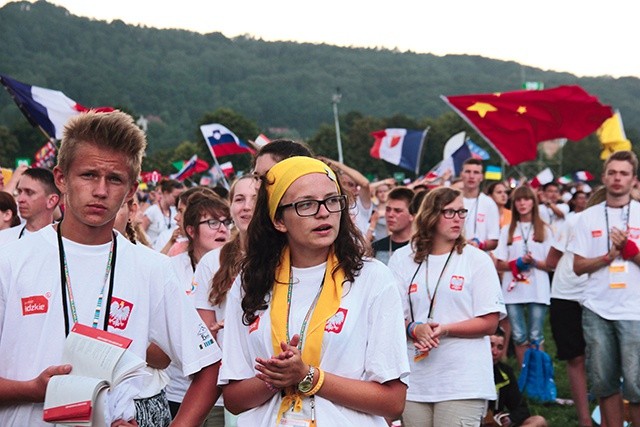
top-left (332, 88), bottom-right (344, 163)
top-left (414, 127), bottom-right (430, 176)
top-left (203, 141), bottom-right (230, 188)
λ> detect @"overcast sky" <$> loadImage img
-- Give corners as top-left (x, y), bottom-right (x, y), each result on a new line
top-left (4, 0), bottom-right (640, 78)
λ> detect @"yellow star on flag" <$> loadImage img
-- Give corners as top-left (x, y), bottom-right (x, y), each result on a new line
top-left (517, 106), bottom-right (527, 114)
top-left (466, 102), bottom-right (497, 118)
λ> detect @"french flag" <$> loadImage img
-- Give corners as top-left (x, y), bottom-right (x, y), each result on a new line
top-left (0, 74), bottom-right (113, 140)
top-left (370, 128), bottom-right (428, 174)
top-left (200, 123), bottom-right (255, 158)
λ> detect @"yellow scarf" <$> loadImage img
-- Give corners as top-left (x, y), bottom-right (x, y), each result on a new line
top-left (271, 245), bottom-right (344, 423)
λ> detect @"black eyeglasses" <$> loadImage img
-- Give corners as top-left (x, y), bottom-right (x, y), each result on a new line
top-left (198, 218), bottom-right (234, 230)
top-left (441, 208), bottom-right (468, 219)
top-left (279, 195), bottom-right (347, 217)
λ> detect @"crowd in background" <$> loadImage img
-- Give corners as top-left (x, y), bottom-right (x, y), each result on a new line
top-left (1, 122), bottom-right (639, 427)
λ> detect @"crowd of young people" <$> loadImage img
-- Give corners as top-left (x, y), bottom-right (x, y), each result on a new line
top-left (0, 109), bottom-right (639, 427)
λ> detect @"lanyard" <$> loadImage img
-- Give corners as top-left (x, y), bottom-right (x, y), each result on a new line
top-left (407, 248), bottom-right (455, 322)
top-left (18, 225), bottom-right (27, 239)
top-left (604, 203), bottom-right (631, 252)
top-left (57, 223), bottom-right (117, 336)
top-left (465, 196), bottom-right (480, 238)
top-left (519, 221), bottom-right (532, 254)
top-left (285, 267), bottom-right (326, 350)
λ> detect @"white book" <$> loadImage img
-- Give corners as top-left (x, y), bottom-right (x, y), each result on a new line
top-left (43, 323), bottom-right (146, 426)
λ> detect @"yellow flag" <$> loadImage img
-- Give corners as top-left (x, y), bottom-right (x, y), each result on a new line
top-left (597, 110), bottom-right (632, 160)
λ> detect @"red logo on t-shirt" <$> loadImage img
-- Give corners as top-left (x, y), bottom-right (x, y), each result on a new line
top-left (249, 316), bottom-right (260, 333)
top-left (450, 275), bottom-right (464, 291)
top-left (108, 297), bottom-right (133, 330)
top-left (592, 230), bottom-right (603, 238)
top-left (325, 308), bottom-right (348, 334)
top-left (629, 227), bottom-right (640, 240)
top-left (21, 295), bottom-right (48, 316)
top-left (513, 235), bottom-right (522, 242)
top-left (477, 214), bottom-right (485, 223)
top-left (409, 283), bottom-right (418, 294)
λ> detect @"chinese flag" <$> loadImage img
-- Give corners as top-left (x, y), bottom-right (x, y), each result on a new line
top-left (441, 86), bottom-right (613, 165)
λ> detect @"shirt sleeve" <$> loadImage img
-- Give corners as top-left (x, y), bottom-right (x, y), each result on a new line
top-left (486, 197), bottom-right (501, 240)
top-left (193, 252), bottom-right (219, 311)
top-left (494, 226), bottom-right (509, 261)
top-left (150, 259), bottom-right (221, 376)
top-left (566, 213), bottom-right (589, 258)
top-left (364, 266), bottom-right (410, 384)
top-left (218, 279), bottom-right (256, 385)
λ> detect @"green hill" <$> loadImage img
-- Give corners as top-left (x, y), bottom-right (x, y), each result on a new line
top-left (1, 0), bottom-right (638, 176)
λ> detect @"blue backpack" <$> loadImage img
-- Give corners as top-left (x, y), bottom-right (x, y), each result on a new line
top-left (517, 341), bottom-right (557, 403)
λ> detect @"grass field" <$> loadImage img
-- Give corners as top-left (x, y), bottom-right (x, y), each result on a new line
top-left (508, 315), bottom-right (597, 426)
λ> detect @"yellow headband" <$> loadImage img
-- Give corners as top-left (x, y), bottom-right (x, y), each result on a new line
top-left (266, 156), bottom-right (340, 221)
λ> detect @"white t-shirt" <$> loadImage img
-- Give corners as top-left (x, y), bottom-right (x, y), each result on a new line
top-left (550, 212), bottom-right (589, 302)
top-left (0, 224), bottom-right (28, 247)
top-left (0, 226), bottom-right (221, 426)
top-left (463, 193), bottom-right (500, 244)
top-left (193, 247), bottom-right (226, 334)
top-left (219, 259), bottom-right (410, 427)
top-left (350, 197), bottom-right (373, 237)
top-left (539, 203), bottom-right (570, 239)
top-left (494, 222), bottom-right (552, 305)
top-left (143, 204), bottom-right (177, 246)
top-left (164, 252), bottom-right (199, 402)
top-left (388, 244), bottom-right (505, 402)
top-left (567, 201), bottom-right (640, 320)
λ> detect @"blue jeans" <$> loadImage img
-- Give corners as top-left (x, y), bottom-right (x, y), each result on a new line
top-left (506, 303), bottom-right (547, 346)
top-left (582, 308), bottom-right (640, 401)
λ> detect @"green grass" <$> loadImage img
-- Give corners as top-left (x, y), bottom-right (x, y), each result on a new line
top-left (507, 315), bottom-right (597, 426)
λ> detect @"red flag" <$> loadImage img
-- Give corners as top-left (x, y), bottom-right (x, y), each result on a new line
top-left (441, 85), bottom-right (613, 165)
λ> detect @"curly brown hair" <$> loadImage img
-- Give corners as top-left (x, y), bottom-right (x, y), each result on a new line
top-left (411, 187), bottom-right (466, 263)
top-left (240, 175), bottom-right (366, 325)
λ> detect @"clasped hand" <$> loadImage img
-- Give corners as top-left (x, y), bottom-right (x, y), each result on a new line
top-left (255, 334), bottom-right (308, 389)
top-left (413, 322), bottom-right (443, 353)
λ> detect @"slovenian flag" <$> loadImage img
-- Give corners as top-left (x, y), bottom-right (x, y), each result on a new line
top-left (200, 123), bottom-right (255, 158)
top-left (370, 128), bottom-right (428, 174)
top-left (0, 74), bottom-right (113, 140)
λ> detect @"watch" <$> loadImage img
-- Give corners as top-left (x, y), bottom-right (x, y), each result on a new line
top-left (297, 365), bottom-right (315, 394)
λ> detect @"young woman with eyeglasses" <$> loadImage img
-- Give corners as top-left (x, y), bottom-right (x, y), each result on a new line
top-left (220, 156), bottom-right (409, 426)
top-left (494, 185), bottom-right (552, 367)
top-left (190, 175), bottom-right (259, 427)
top-left (165, 190), bottom-right (231, 418)
top-left (387, 186), bottom-right (505, 427)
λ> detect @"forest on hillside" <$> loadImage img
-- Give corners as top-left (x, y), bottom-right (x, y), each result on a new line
top-left (0, 0), bottom-right (638, 180)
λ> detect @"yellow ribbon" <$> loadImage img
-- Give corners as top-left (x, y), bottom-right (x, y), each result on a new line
top-left (271, 246), bottom-right (344, 424)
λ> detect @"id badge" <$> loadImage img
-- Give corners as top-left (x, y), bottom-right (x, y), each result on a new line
top-left (277, 416), bottom-right (312, 427)
top-left (609, 260), bottom-right (628, 289)
top-left (413, 347), bottom-right (429, 362)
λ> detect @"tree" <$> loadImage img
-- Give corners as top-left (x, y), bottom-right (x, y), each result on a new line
top-left (0, 126), bottom-right (19, 167)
